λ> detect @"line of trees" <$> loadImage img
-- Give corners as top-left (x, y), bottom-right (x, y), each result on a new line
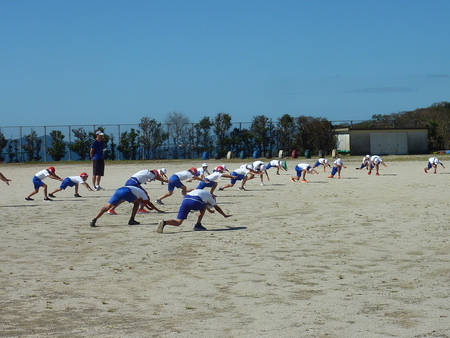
top-left (1, 101), bottom-right (449, 162)
top-left (0, 113), bottom-right (335, 162)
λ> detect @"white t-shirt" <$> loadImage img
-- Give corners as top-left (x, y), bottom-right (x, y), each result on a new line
top-left (234, 167), bottom-right (249, 175)
top-left (252, 161), bottom-right (265, 171)
top-left (187, 189), bottom-right (216, 206)
top-left (318, 158), bottom-right (328, 165)
top-left (35, 169), bottom-right (50, 180)
top-left (269, 160), bottom-right (281, 166)
top-left (334, 158), bottom-right (344, 166)
top-left (175, 170), bottom-right (194, 181)
top-left (204, 172), bottom-right (222, 182)
top-left (429, 157), bottom-right (441, 165)
top-left (128, 186), bottom-right (149, 200)
top-left (68, 176), bottom-right (84, 184)
top-left (297, 163), bottom-right (312, 172)
top-left (132, 170), bottom-right (157, 183)
top-left (370, 155), bottom-right (382, 164)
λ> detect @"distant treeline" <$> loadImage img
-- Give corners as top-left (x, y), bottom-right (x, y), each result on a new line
top-left (0, 102), bottom-right (448, 162)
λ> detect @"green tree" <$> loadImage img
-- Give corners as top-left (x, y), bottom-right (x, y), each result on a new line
top-left (7, 138), bottom-right (19, 162)
top-left (250, 115), bottom-right (272, 156)
top-left (118, 128), bottom-right (140, 160)
top-left (0, 130), bottom-right (7, 162)
top-left (213, 112), bottom-right (232, 158)
top-left (193, 116), bottom-right (214, 157)
top-left (68, 127), bottom-right (91, 160)
top-left (139, 117), bottom-right (169, 159)
top-left (47, 130), bottom-right (67, 161)
top-left (275, 114), bottom-right (295, 155)
top-left (22, 129), bottom-right (42, 162)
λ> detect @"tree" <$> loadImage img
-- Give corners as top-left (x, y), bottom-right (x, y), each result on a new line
top-left (118, 128), bottom-right (140, 160)
top-left (193, 116), bottom-right (214, 157)
top-left (108, 134), bottom-right (117, 160)
top-left (165, 112), bottom-right (190, 159)
top-left (22, 129), bottom-right (42, 162)
top-left (47, 130), bottom-right (67, 161)
top-left (7, 137), bottom-right (19, 162)
top-left (0, 130), bottom-right (6, 162)
top-left (275, 114), bottom-right (295, 154)
top-left (228, 127), bottom-right (255, 157)
top-left (213, 113), bottom-right (232, 157)
top-left (139, 117), bottom-right (169, 159)
top-left (250, 115), bottom-right (272, 156)
top-left (68, 127), bottom-right (91, 160)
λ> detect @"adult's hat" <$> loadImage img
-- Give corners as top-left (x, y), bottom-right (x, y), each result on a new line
top-left (47, 166), bottom-right (56, 174)
top-left (96, 131), bottom-right (104, 135)
top-left (80, 172), bottom-right (88, 177)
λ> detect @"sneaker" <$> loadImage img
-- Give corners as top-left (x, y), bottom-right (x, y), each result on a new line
top-left (90, 219), bottom-right (97, 227)
top-left (337, 176), bottom-right (341, 179)
top-left (424, 168), bottom-right (428, 173)
top-left (238, 187), bottom-right (247, 191)
top-left (193, 223), bottom-right (207, 231)
top-left (157, 219), bottom-right (165, 233)
top-left (218, 187), bottom-right (224, 191)
top-left (260, 182), bottom-right (265, 186)
top-left (138, 209), bottom-right (150, 214)
top-left (376, 173), bottom-right (380, 176)
top-left (25, 197), bottom-right (34, 201)
top-left (74, 193), bottom-right (82, 197)
top-left (49, 193), bottom-right (56, 198)
top-left (290, 177), bottom-right (296, 182)
top-left (107, 209), bottom-right (118, 215)
top-left (276, 173), bottom-right (280, 175)
top-left (368, 172), bottom-right (371, 175)
top-left (327, 175), bottom-right (333, 178)
top-left (44, 197), bottom-right (53, 201)
top-left (93, 186), bottom-right (100, 191)
top-left (301, 179), bottom-right (308, 183)
top-left (155, 199), bottom-right (164, 205)
top-left (97, 186), bottom-right (105, 190)
top-left (128, 219), bottom-right (140, 225)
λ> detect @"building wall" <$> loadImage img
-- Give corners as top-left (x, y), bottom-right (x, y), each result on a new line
top-left (334, 129), bottom-right (428, 155)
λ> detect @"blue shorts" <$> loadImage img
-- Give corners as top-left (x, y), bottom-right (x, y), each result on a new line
top-left (108, 187), bottom-right (138, 206)
top-left (168, 175), bottom-right (184, 192)
top-left (196, 179), bottom-right (215, 189)
top-left (427, 162), bottom-right (433, 169)
top-left (60, 178), bottom-right (77, 190)
top-left (230, 171), bottom-right (245, 184)
top-left (331, 167), bottom-right (338, 176)
top-left (32, 176), bottom-right (45, 190)
top-left (313, 161), bottom-right (321, 167)
top-left (177, 195), bottom-right (206, 220)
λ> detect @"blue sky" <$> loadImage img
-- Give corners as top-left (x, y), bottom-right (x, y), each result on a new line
top-left (1, 0), bottom-right (449, 127)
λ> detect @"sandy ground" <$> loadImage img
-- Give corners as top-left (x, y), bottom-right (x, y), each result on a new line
top-left (1, 155), bottom-right (450, 338)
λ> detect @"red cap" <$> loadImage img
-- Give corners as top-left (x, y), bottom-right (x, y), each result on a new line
top-left (47, 166), bottom-right (55, 174)
top-left (216, 166), bottom-right (224, 172)
top-left (80, 172), bottom-right (88, 177)
top-left (190, 167), bottom-right (197, 175)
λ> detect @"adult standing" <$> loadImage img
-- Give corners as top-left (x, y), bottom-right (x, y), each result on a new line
top-left (90, 131), bottom-right (105, 191)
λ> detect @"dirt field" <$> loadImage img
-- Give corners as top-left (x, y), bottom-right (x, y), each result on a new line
top-left (1, 155), bottom-right (449, 337)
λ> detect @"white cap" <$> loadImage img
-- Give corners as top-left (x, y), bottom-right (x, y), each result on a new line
top-left (96, 131), bottom-right (104, 135)
top-left (160, 168), bottom-right (167, 174)
top-left (202, 163), bottom-right (208, 167)
top-left (366, 154), bottom-right (370, 158)
top-left (222, 164), bottom-right (227, 169)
